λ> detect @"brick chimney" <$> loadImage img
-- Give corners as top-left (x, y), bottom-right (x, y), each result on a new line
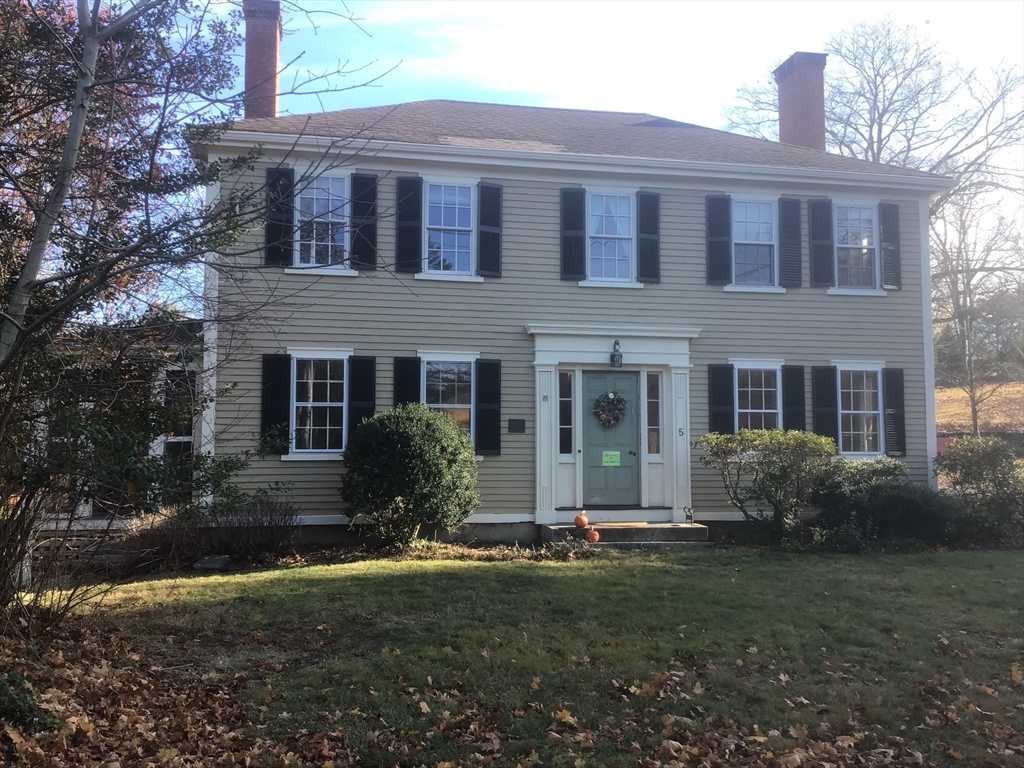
top-left (243, 0), bottom-right (281, 119)
top-left (773, 52), bottom-right (827, 151)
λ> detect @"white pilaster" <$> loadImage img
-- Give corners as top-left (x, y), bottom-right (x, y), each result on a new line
top-left (670, 368), bottom-right (692, 521)
top-left (535, 365), bottom-right (558, 524)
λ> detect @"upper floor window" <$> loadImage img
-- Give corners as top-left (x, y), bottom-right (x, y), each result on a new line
top-left (808, 199), bottom-right (900, 292)
top-left (589, 193), bottom-right (634, 281)
top-left (426, 183), bottom-right (474, 275)
top-left (835, 205), bottom-right (876, 288)
top-left (732, 201), bottom-right (776, 286)
top-left (562, 188), bottom-right (659, 285)
top-left (296, 176), bottom-right (348, 267)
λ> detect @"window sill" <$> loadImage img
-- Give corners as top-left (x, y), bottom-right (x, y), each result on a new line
top-left (827, 287), bottom-right (887, 297)
top-left (577, 280), bottom-right (643, 289)
top-left (281, 451), bottom-right (344, 461)
top-left (284, 267), bottom-right (360, 278)
top-left (838, 451), bottom-right (885, 458)
top-left (415, 272), bottom-right (484, 283)
top-left (723, 284), bottom-right (786, 294)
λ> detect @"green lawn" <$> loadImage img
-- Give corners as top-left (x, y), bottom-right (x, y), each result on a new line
top-left (103, 549), bottom-right (1024, 767)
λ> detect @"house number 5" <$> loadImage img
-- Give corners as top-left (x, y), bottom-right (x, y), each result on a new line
top-left (678, 428), bottom-right (685, 437)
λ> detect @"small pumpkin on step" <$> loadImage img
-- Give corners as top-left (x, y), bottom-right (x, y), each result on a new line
top-left (585, 528), bottom-right (600, 543)
top-left (574, 513), bottom-right (589, 529)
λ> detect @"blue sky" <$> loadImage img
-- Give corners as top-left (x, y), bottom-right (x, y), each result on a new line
top-left (271, 0), bottom-right (1024, 129)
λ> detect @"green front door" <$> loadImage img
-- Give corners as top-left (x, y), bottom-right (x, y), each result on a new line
top-left (582, 371), bottom-right (640, 506)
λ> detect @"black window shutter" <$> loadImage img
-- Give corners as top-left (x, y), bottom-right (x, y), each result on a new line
top-left (879, 203), bottom-right (902, 290)
top-left (707, 364), bottom-right (735, 434)
top-left (808, 199), bottom-right (834, 287)
top-left (560, 188), bottom-right (587, 280)
top-left (778, 197), bottom-right (802, 288)
top-left (393, 357), bottom-right (421, 406)
top-left (475, 359), bottom-right (501, 455)
top-left (347, 356), bottom-right (376, 443)
top-left (395, 177), bottom-right (422, 273)
top-left (811, 366), bottom-right (839, 446)
top-left (882, 368), bottom-right (907, 456)
top-left (265, 167), bottom-right (294, 267)
top-left (261, 354), bottom-right (291, 454)
top-left (350, 174), bottom-right (378, 270)
top-left (706, 195), bottom-right (732, 285)
top-left (781, 364), bottom-right (806, 431)
top-left (477, 183), bottom-right (502, 277)
top-left (636, 191), bottom-right (660, 284)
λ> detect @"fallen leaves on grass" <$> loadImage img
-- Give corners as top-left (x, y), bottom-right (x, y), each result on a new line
top-left (4, 621), bottom-right (1023, 767)
top-left (0, 618), bottom-right (360, 767)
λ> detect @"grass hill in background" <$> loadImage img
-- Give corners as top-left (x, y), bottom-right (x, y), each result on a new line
top-left (936, 382), bottom-right (1024, 434)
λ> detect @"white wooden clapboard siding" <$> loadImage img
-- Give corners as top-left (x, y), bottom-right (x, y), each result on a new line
top-left (212, 158), bottom-right (929, 520)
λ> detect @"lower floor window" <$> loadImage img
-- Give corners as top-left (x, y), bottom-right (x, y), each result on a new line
top-left (294, 358), bottom-right (346, 450)
top-left (425, 360), bottom-right (472, 432)
top-left (839, 369), bottom-right (880, 453)
top-left (737, 368), bottom-right (779, 430)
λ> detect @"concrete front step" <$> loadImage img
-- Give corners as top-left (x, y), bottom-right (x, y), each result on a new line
top-left (540, 522), bottom-right (709, 544)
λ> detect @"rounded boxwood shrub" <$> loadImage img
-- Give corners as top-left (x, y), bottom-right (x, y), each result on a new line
top-left (341, 404), bottom-right (480, 548)
top-left (812, 457), bottom-right (954, 544)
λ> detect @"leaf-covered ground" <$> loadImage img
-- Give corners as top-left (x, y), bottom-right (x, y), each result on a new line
top-left (3, 548), bottom-right (1023, 767)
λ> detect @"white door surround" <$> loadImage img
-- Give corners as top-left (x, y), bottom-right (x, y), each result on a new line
top-left (526, 323), bottom-right (700, 525)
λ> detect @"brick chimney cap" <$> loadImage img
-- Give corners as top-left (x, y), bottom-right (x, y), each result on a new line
top-left (243, 0), bottom-right (281, 23)
top-left (773, 52), bottom-right (828, 84)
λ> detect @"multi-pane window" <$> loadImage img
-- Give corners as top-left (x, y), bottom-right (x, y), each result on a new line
top-left (839, 370), bottom-right (881, 453)
top-left (425, 361), bottom-right (473, 432)
top-left (732, 201), bottom-right (775, 285)
top-left (297, 177), bottom-right (347, 266)
top-left (736, 368), bottom-right (780, 430)
top-left (589, 194), bottom-right (633, 281)
top-left (558, 371), bottom-right (573, 455)
top-left (646, 372), bottom-right (661, 454)
top-left (293, 358), bottom-right (345, 450)
top-left (836, 205), bottom-right (876, 288)
top-left (426, 184), bottom-right (473, 274)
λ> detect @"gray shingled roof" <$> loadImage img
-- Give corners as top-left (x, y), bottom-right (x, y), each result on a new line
top-left (231, 100), bottom-right (942, 181)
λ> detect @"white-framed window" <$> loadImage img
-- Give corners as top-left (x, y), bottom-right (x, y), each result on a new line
top-left (291, 351), bottom-right (349, 452)
top-left (425, 180), bottom-right (475, 275)
top-left (588, 190), bottom-right (635, 282)
top-left (836, 365), bottom-right (883, 455)
top-left (834, 204), bottom-right (878, 289)
top-left (732, 200), bottom-right (776, 286)
top-left (419, 352), bottom-right (479, 437)
top-left (296, 176), bottom-right (348, 267)
top-left (558, 370), bottom-right (574, 456)
top-left (734, 364), bottom-right (782, 430)
top-left (646, 371), bottom-right (661, 455)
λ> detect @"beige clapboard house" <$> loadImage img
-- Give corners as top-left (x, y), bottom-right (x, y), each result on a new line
top-left (199, 3), bottom-right (948, 539)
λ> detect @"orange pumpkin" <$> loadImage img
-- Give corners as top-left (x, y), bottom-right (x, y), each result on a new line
top-left (574, 513), bottom-right (589, 528)
top-left (585, 528), bottom-right (600, 543)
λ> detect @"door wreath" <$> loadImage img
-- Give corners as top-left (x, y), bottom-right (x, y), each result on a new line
top-left (593, 391), bottom-right (627, 428)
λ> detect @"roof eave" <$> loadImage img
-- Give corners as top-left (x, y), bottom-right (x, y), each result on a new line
top-left (206, 130), bottom-right (953, 194)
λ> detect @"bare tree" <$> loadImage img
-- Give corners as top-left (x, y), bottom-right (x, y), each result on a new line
top-left (932, 193), bottom-right (1024, 433)
top-left (0, 0), bottom-right (379, 619)
top-left (724, 18), bottom-right (1024, 213)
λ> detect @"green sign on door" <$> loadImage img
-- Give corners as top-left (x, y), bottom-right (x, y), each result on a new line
top-left (602, 451), bottom-right (621, 467)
